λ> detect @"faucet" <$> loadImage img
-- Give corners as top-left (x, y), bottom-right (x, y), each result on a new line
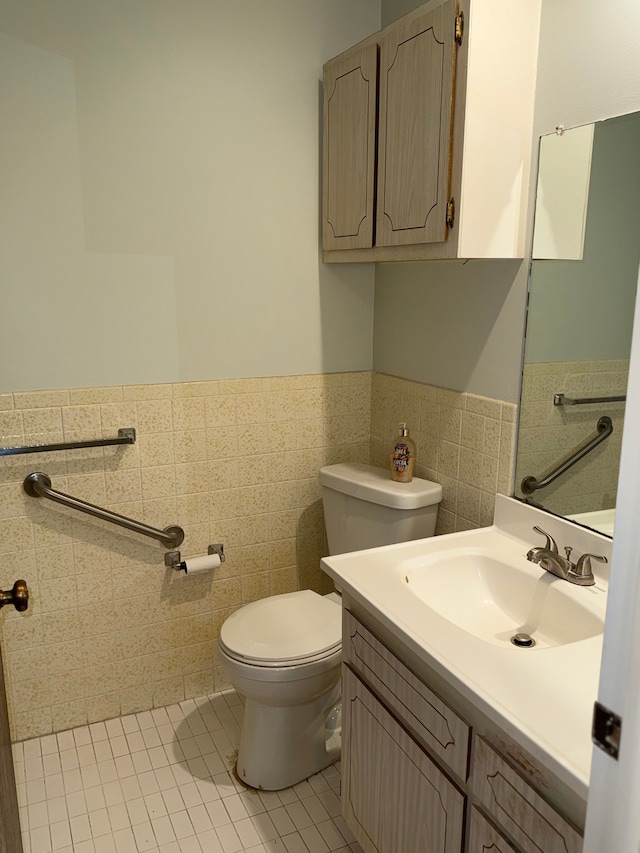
top-left (526, 525), bottom-right (607, 586)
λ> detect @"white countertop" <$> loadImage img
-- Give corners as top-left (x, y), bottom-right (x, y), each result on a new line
top-left (321, 496), bottom-right (612, 804)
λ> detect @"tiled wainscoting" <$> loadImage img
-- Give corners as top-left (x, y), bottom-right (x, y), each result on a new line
top-left (370, 373), bottom-right (517, 535)
top-left (0, 371), bottom-right (516, 743)
top-left (15, 688), bottom-right (361, 853)
top-left (0, 374), bottom-right (371, 741)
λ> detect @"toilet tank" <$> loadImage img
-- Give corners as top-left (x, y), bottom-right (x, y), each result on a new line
top-left (319, 463), bottom-right (443, 555)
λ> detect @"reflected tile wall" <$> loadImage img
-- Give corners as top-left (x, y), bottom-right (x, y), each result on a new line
top-left (516, 360), bottom-right (628, 515)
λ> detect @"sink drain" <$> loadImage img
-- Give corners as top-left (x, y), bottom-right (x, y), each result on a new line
top-left (511, 632), bottom-right (535, 648)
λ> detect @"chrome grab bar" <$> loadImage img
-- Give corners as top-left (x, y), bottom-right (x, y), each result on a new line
top-left (554, 393), bottom-right (626, 406)
top-left (1, 428), bottom-right (136, 456)
top-left (520, 416), bottom-right (613, 496)
top-left (24, 472), bottom-right (184, 549)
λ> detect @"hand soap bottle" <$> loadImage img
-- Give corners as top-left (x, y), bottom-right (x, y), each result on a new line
top-left (391, 423), bottom-right (416, 483)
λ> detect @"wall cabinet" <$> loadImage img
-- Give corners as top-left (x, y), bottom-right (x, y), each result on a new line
top-left (342, 608), bottom-right (583, 853)
top-left (322, 0), bottom-right (541, 263)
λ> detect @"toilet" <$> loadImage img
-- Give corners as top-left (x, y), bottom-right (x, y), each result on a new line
top-left (218, 462), bottom-right (442, 790)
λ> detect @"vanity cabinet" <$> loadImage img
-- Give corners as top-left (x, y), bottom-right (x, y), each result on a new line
top-left (341, 608), bottom-right (583, 853)
top-left (322, 0), bottom-right (541, 263)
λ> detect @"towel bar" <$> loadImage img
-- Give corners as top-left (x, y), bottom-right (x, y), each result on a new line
top-left (1, 428), bottom-right (136, 456)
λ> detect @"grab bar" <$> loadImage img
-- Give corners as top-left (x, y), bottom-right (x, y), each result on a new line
top-left (24, 472), bottom-right (184, 549)
top-left (520, 416), bottom-right (613, 496)
top-left (554, 393), bottom-right (626, 406)
top-left (1, 428), bottom-right (136, 456)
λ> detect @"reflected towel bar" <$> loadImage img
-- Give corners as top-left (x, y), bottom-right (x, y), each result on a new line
top-left (1, 428), bottom-right (136, 456)
top-left (24, 472), bottom-right (184, 549)
top-left (520, 416), bottom-right (613, 496)
top-left (553, 393), bottom-right (626, 406)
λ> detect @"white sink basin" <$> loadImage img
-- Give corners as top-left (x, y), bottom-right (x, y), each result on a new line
top-left (402, 546), bottom-right (604, 648)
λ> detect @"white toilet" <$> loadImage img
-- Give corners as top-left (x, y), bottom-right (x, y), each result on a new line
top-left (218, 462), bottom-right (442, 790)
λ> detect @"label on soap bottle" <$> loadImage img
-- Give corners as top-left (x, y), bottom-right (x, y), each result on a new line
top-left (392, 441), bottom-right (411, 475)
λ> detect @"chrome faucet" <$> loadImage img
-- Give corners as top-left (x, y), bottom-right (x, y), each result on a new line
top-left (526, 525), bottom-right (607, 586)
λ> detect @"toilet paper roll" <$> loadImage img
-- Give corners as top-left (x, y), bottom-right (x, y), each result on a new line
top-left (179, 553), bottom-right (221, 575)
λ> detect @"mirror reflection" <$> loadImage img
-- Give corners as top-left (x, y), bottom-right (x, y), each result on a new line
top-left (515, 111), bottom-right (640, 536)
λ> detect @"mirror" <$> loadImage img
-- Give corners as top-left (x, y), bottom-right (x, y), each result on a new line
top-left (514, 111), bottom-right (640, 537)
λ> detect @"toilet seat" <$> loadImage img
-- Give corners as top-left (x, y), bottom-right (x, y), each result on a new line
top-left (219, 589), bottom-right (341, 668)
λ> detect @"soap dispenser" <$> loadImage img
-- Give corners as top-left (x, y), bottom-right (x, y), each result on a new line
top-left (391, 423), bottom-right (416, 483)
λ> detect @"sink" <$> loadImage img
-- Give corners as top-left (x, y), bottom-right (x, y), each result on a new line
top-left (321, 499), bottom-right (612, 799)
top-left (402, 546), bottom-right (604, 648)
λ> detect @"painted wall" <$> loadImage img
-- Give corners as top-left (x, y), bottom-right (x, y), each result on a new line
top-left (373, 260), bottom-right (527, 403)
top-left (0, 0), bottom-right (380, 392)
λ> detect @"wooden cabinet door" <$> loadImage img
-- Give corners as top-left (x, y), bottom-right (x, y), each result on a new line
top-left (342, 665), bottom-right (465, 853)
top-left (322, 44), bottom-right (378, 250)
top-left (376, 0), bottom-right (456, 247)
top-left (469, 807), bottom-right (518, 853)
top-left (474, 739), bottom-right (583, 853)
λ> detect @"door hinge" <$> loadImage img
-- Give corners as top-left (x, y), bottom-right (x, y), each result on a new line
top-left (446, 198), bottom-right (455, 230)
top-left (455, 13), bottom-right (464, 46)
top-left (592, 701), bottom-right (622, 759)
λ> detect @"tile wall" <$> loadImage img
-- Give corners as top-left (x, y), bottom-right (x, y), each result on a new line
top-left (370, 373), bottom-right (517, 534)
top-left (516, 360), bottom-right (628, 516)
top-left (0, 371), bottom-right (516, 742)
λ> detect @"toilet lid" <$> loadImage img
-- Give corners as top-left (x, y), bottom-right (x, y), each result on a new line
top-left (220, 590), bottom-right (342, 665)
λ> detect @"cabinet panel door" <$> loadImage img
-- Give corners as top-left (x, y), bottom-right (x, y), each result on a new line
top-left (474, 738), bottom-right (583, 853)
top-left (342, 665), bottom-right (465, 853)
top-left (322, 44), bottom-right (378, 250)
top-left (376, 0), bottom-right (456, 247)
top-left (343, 610), bottom-right (470, 780)
top-left (469, 807), bottom-right (518, 853)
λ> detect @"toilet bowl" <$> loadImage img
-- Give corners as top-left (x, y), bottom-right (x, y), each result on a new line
top-left (219, 463), bottom-right (442, 790)
top-left (219, 589), bottom-right (342, 791)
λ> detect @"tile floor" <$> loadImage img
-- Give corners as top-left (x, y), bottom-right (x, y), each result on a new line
top-left (13, 690), bottom-right (363, 853)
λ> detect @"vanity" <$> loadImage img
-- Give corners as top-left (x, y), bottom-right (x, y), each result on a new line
top-left (321, 496), bottom-right (611, 853)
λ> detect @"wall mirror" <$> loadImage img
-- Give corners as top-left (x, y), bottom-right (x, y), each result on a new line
top-left (514, 110), bottom-right (640, 537)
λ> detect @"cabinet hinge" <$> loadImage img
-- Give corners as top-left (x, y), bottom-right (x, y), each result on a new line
top-left (592, 701), bottom-right (622, 759)
top-left (455, 12), bottom-right (464, 46)
top-left (446, 198), bottom-right (455, 230)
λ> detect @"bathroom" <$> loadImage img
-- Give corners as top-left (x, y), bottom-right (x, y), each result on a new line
top-left (1, 0), bottom-right (640, 851)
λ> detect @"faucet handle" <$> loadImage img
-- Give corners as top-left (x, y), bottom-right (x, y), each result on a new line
top-left (574, 552), bottom-right (608, 577)
top-left (532, 525), bottom-right (558, 554)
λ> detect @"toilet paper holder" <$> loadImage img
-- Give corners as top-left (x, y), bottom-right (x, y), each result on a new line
top-left (164, 543), bottom-right (225, 571)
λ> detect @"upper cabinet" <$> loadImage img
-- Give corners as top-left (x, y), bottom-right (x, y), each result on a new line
top-left (322, 0), bottom-right (541, 263)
